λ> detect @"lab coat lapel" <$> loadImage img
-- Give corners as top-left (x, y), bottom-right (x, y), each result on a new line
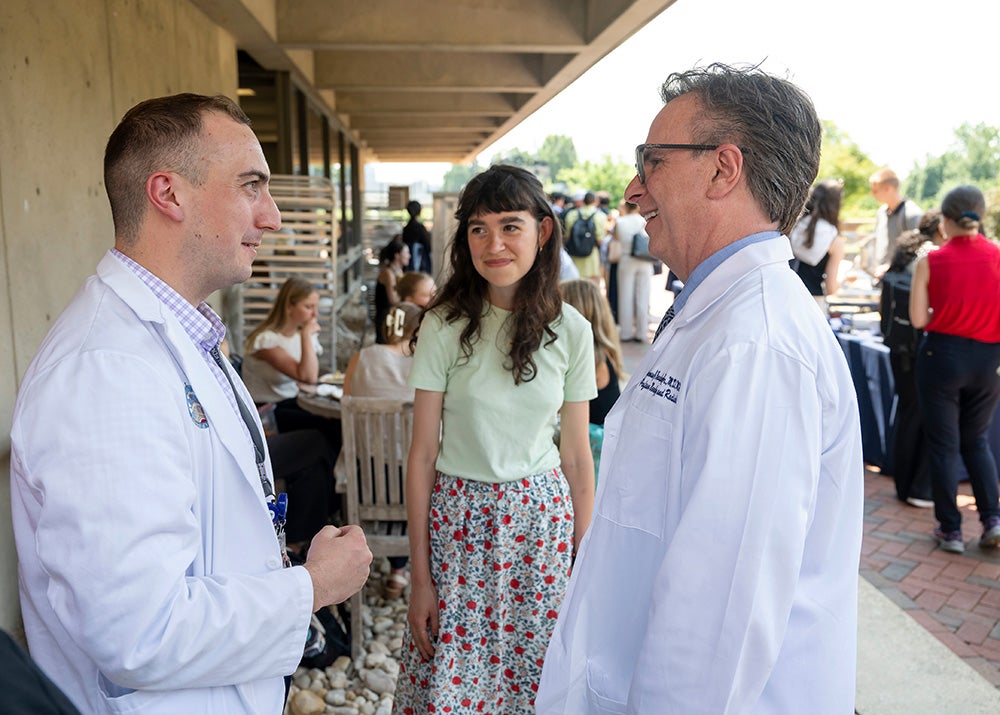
top-left (672, 236), bottom-right (794, 329)
top-left (97, 252), bottom-right (267, 495)
top-left (158, 318), bottom-right (262, 484)
top-left (625, 237), bottom-right (795, 406)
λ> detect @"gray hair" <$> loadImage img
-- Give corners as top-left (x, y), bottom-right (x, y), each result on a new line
top-left (659, 63), bottom-right (821, 235)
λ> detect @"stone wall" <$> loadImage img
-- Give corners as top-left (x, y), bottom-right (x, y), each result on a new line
top-left (0, 0), bottom-right (238, 635)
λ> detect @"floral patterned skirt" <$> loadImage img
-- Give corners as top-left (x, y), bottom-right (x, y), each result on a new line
top-left (395, 469), bottom-right (574, 715)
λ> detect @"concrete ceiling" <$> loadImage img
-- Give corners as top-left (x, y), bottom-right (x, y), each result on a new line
top-left (191, 0), bottom-right (678, 163)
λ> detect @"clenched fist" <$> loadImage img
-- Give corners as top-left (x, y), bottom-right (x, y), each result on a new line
top-left (302, 524), bottom-right (372, 610)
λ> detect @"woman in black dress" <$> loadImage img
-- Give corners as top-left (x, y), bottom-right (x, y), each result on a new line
top-left (560, 279), bottom-right (624, 479)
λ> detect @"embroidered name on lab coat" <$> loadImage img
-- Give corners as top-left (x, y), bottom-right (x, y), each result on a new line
top-left (638, 369), bottom-right (681, 403)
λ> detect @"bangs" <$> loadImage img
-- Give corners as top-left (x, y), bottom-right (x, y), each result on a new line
top-left (459, 169), bottom-right (544, 220)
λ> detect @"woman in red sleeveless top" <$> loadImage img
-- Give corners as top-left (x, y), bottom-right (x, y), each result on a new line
top-left (910, 185), bottom-right (1000, 553)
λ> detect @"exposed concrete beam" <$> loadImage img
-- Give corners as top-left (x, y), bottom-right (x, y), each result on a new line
top-left (375, 153), bottom-right (470, 162)
top-left (461, 0), bottom-right (682, 162)
top-left (190, 0), bottom-right (347, 135)
top-left (376, 147), bottom-right (477, 155)
top-left (313, 51), bottom-right (570, 91)
top-left (375, 145), bottom-right (479, 152)
top-left (357, 130), bottom-right (492, 141)
top-left (192, 0), bottom-right (277, 44)
top-left (335, 92), bottom-right (529, 115)
top-left (276, 0), bottom-right (589, 49)
top-left (191, 0), bottom-right (680, 163)
top-left (379, 140), bottom-right (484, 150)
top-left (351, 116), bottom-right (503, 130)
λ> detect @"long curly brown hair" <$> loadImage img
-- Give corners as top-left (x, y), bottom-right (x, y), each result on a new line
top-left (423, 164), bottom-right (562, 385)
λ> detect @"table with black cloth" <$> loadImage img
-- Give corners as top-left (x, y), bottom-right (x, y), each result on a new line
top-left (834, 331), bottom-right (1000, 475)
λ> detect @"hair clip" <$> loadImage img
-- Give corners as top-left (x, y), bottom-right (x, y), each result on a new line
top-left (386, 308), bottom-right (405, 337)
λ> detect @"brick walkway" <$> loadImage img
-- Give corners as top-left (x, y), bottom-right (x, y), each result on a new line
top-left (861, 468), bottom-right (1000, 688)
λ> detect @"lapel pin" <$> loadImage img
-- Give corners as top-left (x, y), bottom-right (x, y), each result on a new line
top-left (185, 384), bottom-right (209, 428)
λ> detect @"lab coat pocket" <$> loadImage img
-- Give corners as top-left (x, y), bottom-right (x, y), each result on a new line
top-left (598, 407), bottom-right (672, 538)
top-left (585, 659), bottom-right (628, 714)
top-left (97, 672), bottom-right (168, 714)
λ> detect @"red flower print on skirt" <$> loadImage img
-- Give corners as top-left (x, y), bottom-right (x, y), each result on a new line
top-left (396, 469), bottom-right (574, 714)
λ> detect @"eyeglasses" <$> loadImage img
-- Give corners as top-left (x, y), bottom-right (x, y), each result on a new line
top-left (634, 143), bottom-right (720, 184)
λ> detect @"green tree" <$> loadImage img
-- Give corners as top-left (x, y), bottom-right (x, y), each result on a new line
top-left (442, 161), bottom-right (482, 192)
top-left (537, 135), bottom-right (577, 180)
top-left (557, 155), bottom-right (635, 205)
top-left (490, 148), bottom-right (535, 167)
top-left (955, 122), bottom-right (1000, 184)
top-left (986, 187), bottom-right (1000, 239)
top-left (905, 154), bottom-right (949, 204)
top-left (816, 120), bottom-right (879, 217)
top-left (904, 123), bottom-right (1000, 207)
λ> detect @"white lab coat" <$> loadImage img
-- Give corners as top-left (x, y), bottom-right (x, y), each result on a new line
top-left (10, 252), bottom-right (314, 715)
top-left (537, 237), bottom-right (864, 714)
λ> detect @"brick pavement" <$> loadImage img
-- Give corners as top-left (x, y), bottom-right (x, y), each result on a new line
top-left (861, 468), bottom-right (1000, 689)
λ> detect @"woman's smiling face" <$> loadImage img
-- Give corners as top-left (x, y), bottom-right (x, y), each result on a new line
top-left (467, 210), bottom-right (552, 309)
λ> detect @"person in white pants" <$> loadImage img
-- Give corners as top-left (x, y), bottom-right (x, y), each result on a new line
top-left (614, 200), bottom-right (653, 342)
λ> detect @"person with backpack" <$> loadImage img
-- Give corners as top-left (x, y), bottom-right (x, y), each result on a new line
top-left (563, 190), bottom-right (607, 285)
top-left (880, 210), bottom-right (943, 508)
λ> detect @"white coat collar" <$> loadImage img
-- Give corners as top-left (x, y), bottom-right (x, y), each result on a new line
top-left (607, 236), bottom-right (796, 460)
top-left (668, 236), bottom-right (793, 330)
top-left (96, 251), bottom-right (272, 495)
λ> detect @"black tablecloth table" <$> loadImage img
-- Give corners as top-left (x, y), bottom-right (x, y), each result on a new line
top-left (835, 331), bottom-right (1000, 475)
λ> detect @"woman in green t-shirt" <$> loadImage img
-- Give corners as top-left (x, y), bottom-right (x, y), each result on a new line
top-left (397, 165), bottom-right (596, 713)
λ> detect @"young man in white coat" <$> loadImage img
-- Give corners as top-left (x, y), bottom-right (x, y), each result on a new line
top-left (9, 94), bottom-right (372, 715)
top-left (537, 64), bottom-right (864, 714)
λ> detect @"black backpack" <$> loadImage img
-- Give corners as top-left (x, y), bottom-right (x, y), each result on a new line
top-left (880, 270), bottom-right (921, 353)
top-left (565, 209), bottom-right (598, 257)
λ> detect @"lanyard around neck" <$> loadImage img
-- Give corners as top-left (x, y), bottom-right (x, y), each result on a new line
top-left (209, 345), bottom-right (274, 502)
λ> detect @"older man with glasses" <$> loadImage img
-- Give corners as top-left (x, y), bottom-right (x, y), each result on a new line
top-left (538, 63), bottom-right (864, 715)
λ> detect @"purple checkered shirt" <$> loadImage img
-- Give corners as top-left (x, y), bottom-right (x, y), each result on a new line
top-left (111, 249), bottom-right (253, 446)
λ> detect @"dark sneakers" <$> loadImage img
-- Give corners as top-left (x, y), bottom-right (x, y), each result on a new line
top-left (934, 527), bottom-right (965, 554)
top-left (934, 517), bottom-right (1000, 552)
top-left (981, 516), bottom-right (1000, 549)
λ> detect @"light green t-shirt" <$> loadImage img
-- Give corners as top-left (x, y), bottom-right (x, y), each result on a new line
top-left (410, 302), bottom-right (596, 483)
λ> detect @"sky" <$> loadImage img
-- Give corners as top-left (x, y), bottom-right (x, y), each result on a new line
top-left (373, 0), bottom-right (999, 187)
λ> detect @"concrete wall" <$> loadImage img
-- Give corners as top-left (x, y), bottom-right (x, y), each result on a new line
top-left (0, 0), bottom-right (238, 635)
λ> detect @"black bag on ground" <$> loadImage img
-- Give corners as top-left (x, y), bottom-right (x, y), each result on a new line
top-left (300, 604), bottom-right (351, 669)
top-left (565, 209), bottom-right (598, 257)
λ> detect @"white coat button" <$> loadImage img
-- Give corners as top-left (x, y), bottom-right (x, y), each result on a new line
top-left (266, 557), bottom-right (281, 569)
